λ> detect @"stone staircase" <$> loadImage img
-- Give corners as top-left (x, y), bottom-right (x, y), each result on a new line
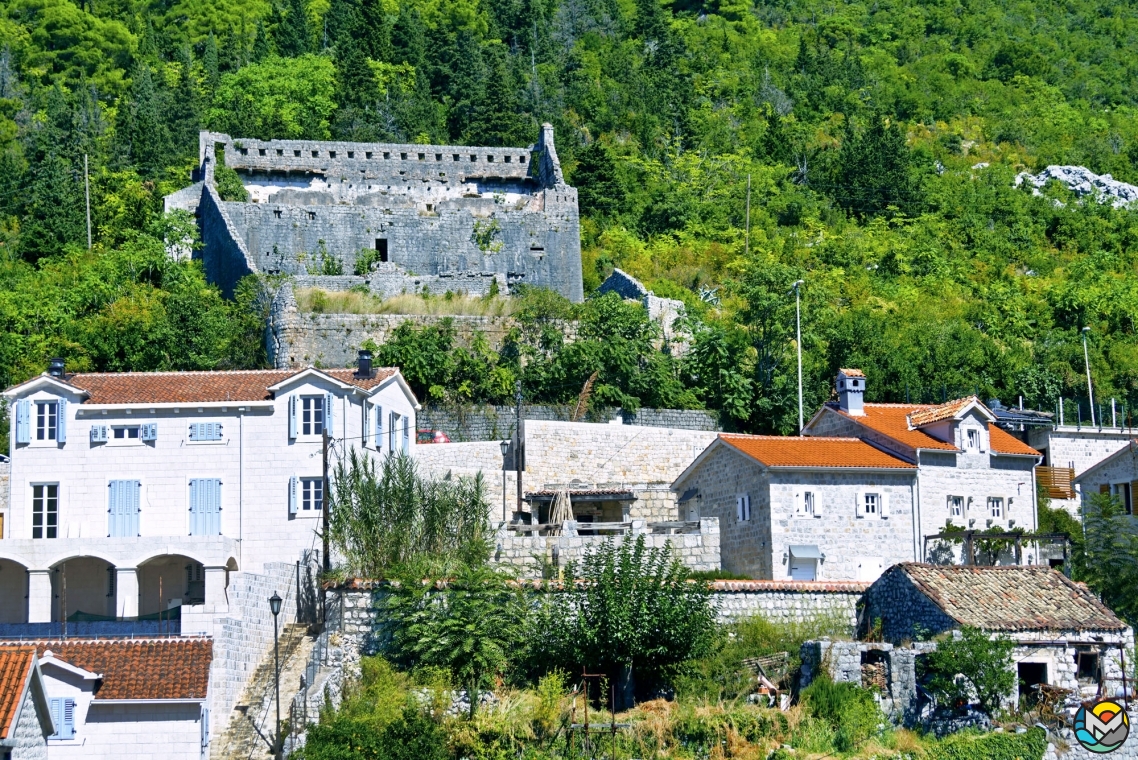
top-left (213, 623), bottom-right (317, 760)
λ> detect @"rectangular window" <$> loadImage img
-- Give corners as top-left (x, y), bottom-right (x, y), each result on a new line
top-left (1112, 483), bottom-right (1133, 515)
top-left (113, 426), bottom-right (140, 440)
top-left (189, 479), bottom-right (222, 536)
top-left (36, 401), bottom-right (57, 441)
top-left (948, 495), bottom-right (964, 517)
top-left (302, 478), bottom-right (324, 511)
top-left (736, 493), bottom-right (751, 522)
top-left (864, 493), bottom-right (879, 516)
top-left (967, 429), bottom-right (980, 449)
top-left (389, 412), bottom-right (399, 451)
top-left (302, 396), bottom-right (324, 436)
top-left (32, 484), bottom-right (58, 539)
top-left (49, 697), bottom-right (75, 739)
top-left (108, 480), bottom-right (141, 537)
top-left (189, 423), bottom-right (222, 441)
top-left (803, 492), bottom-right (815, 517)
top-left (988, 497), bottom-right (1003, 518)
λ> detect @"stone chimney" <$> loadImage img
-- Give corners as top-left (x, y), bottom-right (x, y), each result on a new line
top-left (837, 369), bottom-right (865, 416)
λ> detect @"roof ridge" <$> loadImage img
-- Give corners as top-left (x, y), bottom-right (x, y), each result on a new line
top-left (721, 433), bottom-right (866, 442)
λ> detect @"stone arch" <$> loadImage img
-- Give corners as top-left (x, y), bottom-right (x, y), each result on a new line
top-left (49, 555), bottom-right (116, 622)
top-left (0, 558), bottom-right (29, 624)
top-left (136, 554), bottom-right (206, 617)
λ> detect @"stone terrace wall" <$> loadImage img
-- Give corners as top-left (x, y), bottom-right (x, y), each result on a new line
top-left (492, 518), bottom-right (721, 577)
top-left (0, 458), bottom-right (9, 515)
top-left (417, 405), bottom-right (719, 442)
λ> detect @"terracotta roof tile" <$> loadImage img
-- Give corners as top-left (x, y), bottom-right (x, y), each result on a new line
top-left (895, 563), bottom-right (1127, 632)
top-left (57, 368), bottom-right (398, 405)
top-left (826, 403), bottom-right (1040, 457)
top-left (32, 639), bottom-right (211, 700)
top-left (839, 368), bottom-right (866, 377)
top-left (0, 646), bottom-right (35, 739)
top-left (907, 396), bottom-right (980, 427)
top-left (719, 434), bottom-right (916, 469)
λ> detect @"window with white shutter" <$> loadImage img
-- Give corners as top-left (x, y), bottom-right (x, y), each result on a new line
top-left (108, 480), bottom-right (141, 537)
top-left (90, 424), bottom-right (108, 443)
top-left (374, 406), bottom-right (383, 450)
top-left (35, 401), bottom-right (57, 441)
top-left (301, 396), bottom-right (325, 436)
top-left (402, 416), bottom-right (409, 453)
top-left (736, 493), bottom-right (751, 522)
top-left (288, 476), bottom-right (298, 515)
top-left (49, 697), bottom-right (75, 739)
top-left (14, 399), bottom-right (30, 443)
top-left (189, 423), bottom-right (222, 442)
top-left (389, 412), bottom-right (398, 451)
top-left (325, 392), bottom-right (335, 436)
top-left (189, 479), bottom-right (222, 535)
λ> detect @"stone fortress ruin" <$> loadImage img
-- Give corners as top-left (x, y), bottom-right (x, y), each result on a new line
top-left (165, 126), bottom-right (583, 303)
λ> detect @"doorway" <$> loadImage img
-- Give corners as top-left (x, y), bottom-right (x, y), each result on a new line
top-left (1017, 662), bottom-right (1048, 708)
top-left (789, 558), bottom-right (817, 581)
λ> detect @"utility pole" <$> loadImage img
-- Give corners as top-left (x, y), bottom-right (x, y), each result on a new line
top-left (84, 154), bottom-right (91, 250)
top-left (792, 280), bottom-right (805, 433)
top-left (322, 428), bottom-right (330, 572)
top-left (1082, 327), bottom-right (1096, 427)
top-left (744, 174), bottom-right (751, 257)
top-left (515, 381), bottom-right (524, 520)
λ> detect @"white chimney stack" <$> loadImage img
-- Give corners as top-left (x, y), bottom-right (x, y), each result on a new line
top-left (837, 369), bottom-right (866, 416)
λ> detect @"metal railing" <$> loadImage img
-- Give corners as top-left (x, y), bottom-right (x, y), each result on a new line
top-left (506, 519), bottom-right (703, 535)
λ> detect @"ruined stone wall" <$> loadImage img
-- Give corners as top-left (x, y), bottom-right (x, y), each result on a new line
top-left (416, 404), bottom-right (719, 442)
top-left (178, 126), bottom-right (583, 302)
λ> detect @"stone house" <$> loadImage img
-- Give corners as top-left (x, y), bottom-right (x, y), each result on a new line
top-left (0, 646), bottom-right (53, 760)
top-left (0, 354), bottom-right (418, 627)
top-left (15, 639), bottom-right (212, 760)
top-left (862, 563), bottom-right (1134, 706)
top-left (1027, 422), bottom-right (1136, 516)
top-left (671, 434), bottom-right (919, 581)
top-left (1071, 439), bottom-right (1138, 518)
top-left (804, 370), bottom-right (1043, 561)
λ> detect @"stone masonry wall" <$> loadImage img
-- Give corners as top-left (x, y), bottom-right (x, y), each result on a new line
top-left (415, 404), bottom-right (719, 442)
top-left (491, 518), bottom-right (720, 576)
top-left (10, 687), bottom-right (48, 760)
top-left (861, 566), bottom-right (962, 642)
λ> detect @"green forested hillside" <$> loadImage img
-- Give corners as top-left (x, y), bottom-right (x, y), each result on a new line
top-left (3, 0), bottom-right (1138, 432)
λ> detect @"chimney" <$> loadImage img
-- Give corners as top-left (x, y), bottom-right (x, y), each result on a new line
top-left (355, 349), bottom-right (373, 378)
top-left (837, 369), bottom-right (865, 416)
top-left (47, 358), bottom-right (65, 378)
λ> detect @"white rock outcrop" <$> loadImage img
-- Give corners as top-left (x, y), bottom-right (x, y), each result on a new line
top-left (1014, 165), bottom-right (1138, 208)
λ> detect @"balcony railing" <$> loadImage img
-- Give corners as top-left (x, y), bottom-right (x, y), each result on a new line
top-left (1038, 466), bottom-right (1076, 500)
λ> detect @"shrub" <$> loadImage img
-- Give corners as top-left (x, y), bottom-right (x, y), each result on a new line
top-left (528, 535), bottom-right (717, 708)
top-left (355, 247), bottom-right (385, 275)
top-left (920, 626), bottom-right (1015, 714)
top-left (927, 727), bottom-right (1048, 760)
top-left (300, 704), bottom-right (448, 760)
top-left (800, 677), bottom-right (883, 752)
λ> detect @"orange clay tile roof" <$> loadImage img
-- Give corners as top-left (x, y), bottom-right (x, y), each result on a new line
top-left (0, 646), bottom-right (35, 739)
top-left (839, 368), bottom-right (866, 377)
top-left (56, 368), bottom-right (398, 405)
top-left (907, 396), bottom-right (981, 427)
top-left (825, 403), bottom-right (1040, 457)
top-left (33, 639), bottom-right (211, 700)
top-left (718, 434), bottom-right (916, 469)
top-left (894, 563), bottom-right (1128, 632)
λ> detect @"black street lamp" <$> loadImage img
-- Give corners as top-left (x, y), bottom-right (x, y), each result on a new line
top-left (269, 592), bottom-right (283, 759)
top-left (499, 439), bottom-right (510, 524)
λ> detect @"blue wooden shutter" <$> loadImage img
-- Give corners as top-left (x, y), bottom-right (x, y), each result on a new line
top-left (204, 479), bottom-right (221, 534)
top-left (361, 403), bottom-right (370, 447)
top-left (56, 399), bottom-right (67, 443)
top-left (190, 479), bottom-right (201, 535)
top-left (50, 697), bottom-right (62, 737)
top-left (141, 422), bottom-right (157, 441)
top-left (200, 707), bottom-right (210, 758)
top-left (389, 412), bottom-right (396, 451)
top-left (62, 698), bottom-right (75, 739)
top-left (325, 393), bottom-right (334, 435)
top-left (288, 395), bottom-right (297, 440)
top-left (189, 423), bottom-right (199, 441)
top-left (108, 481), bottom-right (122, 536)
top-left (90, 424), bottom-right (106, 443)
top-left (375, 406), bottom-right (383, 450)
top-left (402, 416), bottom-right (409, 453)
top-left (289, 476), bottom-right (298, 515)
top-left (15, 399), bottom-right (29, 443)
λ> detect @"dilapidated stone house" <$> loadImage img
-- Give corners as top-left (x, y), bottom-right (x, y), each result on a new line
top-left (862, 563), bottom-right (1134, 705)
top-left (671, 434), bottom-right (919, 581)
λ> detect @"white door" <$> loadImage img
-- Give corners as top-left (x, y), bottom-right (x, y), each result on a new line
top-left (856, 556), bottom-right (885, 582)
top-left (789, 558), bottom-right (817, 580)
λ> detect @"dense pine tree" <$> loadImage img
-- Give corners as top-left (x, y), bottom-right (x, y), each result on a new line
top-left (272, 0), bottom-right (312, 57)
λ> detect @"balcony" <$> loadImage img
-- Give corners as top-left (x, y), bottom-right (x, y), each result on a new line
top-left (1038, 466), bottom-right (1076, 500)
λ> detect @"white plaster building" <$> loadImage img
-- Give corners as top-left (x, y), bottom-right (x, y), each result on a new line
top-left (672, 434), bottom-right (919, 582)
top-left (21, 639), bottom-right (211, 760)
top-left (0, 354), bottom-right (419, 626)
top-left (803, 370), bottom-right (1042, 560)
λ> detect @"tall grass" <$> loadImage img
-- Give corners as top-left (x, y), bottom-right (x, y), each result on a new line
top-left (297, 287), bottom-right (517, 317)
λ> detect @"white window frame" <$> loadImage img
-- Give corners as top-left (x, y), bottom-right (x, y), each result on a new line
top-left (864, 492), bottom-right (879, 517)
top-left (948, 495), bottom-right (964, 517)
top-left (35, 401), bottom-right (57, 441)
top-left (109, 425), bottom-right (142, 446)
top-left (966, 429), bottom-right (980, 449)
top-left (31, 483), bottom-right (59, 539)
top-left (988, 496), bottom-right (1004, 518)
top-left (301, 477), bottom-right (324, 511)
top-left (301, 395), bottom-right (325, 437)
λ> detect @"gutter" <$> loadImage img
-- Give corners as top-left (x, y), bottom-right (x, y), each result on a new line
top-left (76, 401), bottom-right (274, 411)
top-left (90, 698), bottom-right (206, 705)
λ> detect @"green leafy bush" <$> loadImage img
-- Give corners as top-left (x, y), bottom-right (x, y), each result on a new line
top-left (926, 727), bottom-right (1048, 760)
top-left (800, 677), bottom-right (883, 752)
top-left (921, 627), bottom-right (1015, 714)
top-left (300, 704), bottom-right (448, 760)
